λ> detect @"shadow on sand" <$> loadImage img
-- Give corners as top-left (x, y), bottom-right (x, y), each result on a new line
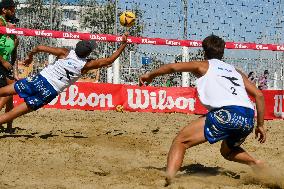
top-left (180, 163), bottom-right (240, 179)
top-left (144, 163), bottom-right (240, 179)
top-left (0, 127), bottom-right (88, 139)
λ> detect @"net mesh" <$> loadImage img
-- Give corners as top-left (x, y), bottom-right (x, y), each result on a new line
top-left (14, 0), bottom-right (283, 89)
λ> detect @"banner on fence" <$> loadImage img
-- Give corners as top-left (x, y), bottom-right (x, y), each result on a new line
top-left (0, 26), bottom-right (284, 51)
top-left (13, 82), bottom-right (283, 120)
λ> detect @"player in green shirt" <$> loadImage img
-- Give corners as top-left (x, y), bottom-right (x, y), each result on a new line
top-left (0, 0), bottom-right (19, 132)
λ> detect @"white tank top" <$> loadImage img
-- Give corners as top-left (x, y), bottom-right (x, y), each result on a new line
top-left (40, 50), bottom-right (87, 92)
top-left (196, 59), bottom-right (254, 110)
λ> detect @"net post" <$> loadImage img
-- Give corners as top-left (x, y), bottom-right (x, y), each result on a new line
top-left (48, 55), bottom-right (55, 64)
top-left (107, 66), bottom-right (113, 83)
top-left (113, 57), bottom-right (120, 84)
top-left (273, 72), bottom-right (278, 90)
top-left (281, 66), bottom-right (284, 90)
top-left (182, 46), bottom-right (189, 87)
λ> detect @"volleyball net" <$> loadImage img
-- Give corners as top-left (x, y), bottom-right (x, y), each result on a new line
top-left (1, 26), bottom-right (283, 89)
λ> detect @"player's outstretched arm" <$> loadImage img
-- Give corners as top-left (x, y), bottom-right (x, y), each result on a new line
top-left (81, 33), bottom-right (128, 74)
top-left (237, 70), bottom-right (266, 143)
top-left (23, 45), bottom-right (69, 66)
top-left (139, 61), bottom-right (207, 86)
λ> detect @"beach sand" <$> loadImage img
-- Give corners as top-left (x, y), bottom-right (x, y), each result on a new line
top-left (0, 109), bottom-right (283, 189)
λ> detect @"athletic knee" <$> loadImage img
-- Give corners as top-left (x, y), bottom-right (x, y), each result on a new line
top-left (220, 148), bottom-right (233, 161)
top-left (172, 136), bottom-right (194, 149)
top-left (172, 135), bottom-right (183, 145)
top-left (220, 146), bottom-right (243, 161)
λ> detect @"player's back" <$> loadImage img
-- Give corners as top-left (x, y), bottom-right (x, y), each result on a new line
top-left (196, 59), bottom-right (253, 110)
top-left (40, 50), bottom-right (87, 92)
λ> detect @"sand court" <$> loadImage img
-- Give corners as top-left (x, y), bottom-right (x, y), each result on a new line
top-left (0, 109), bottom-right (282, 189)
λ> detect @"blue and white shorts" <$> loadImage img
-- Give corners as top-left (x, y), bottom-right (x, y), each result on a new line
top-left (204, 106), bottom-right (255, 149)
top-left (14, 74), bottom-right (58, 110)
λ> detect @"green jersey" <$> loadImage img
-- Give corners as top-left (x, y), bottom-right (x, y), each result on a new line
top-left (0, 16), bottom-right (15, 62)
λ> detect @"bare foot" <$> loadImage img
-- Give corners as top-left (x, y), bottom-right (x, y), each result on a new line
top-left (250, 160), bottom-right (283, 187)
top-left (164, 176), bottom-right (172, 187)
top-left (251, 160), bottom-right (269, 176)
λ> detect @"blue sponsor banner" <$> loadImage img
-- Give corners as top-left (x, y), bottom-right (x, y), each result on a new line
top-left (141, 57), bottom-right (151, 65)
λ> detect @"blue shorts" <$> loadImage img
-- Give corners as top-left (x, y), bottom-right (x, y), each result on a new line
top-left (204, 106), bottom-right (255, 149)
top-left (14, 74), bottom-right (58, 110)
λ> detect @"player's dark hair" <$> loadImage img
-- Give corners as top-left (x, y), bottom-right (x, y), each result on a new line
top-left (75, 40), bottom-right (96, 58)
top-left (202, 35), bottom-right (225, 60)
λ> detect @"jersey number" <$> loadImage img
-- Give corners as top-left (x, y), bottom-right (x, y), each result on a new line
top-left (230, 87), bottom-right (237, 95)
top-left (221, 76), bottom-right (240, 95)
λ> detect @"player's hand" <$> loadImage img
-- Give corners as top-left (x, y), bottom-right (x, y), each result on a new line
top-left (14, 37), bottom-right (19, 48)
top-left (255, 126), bottom-right (266, 143)
top-left (2, 60), bottom-right (12, 71)
top-left (7, 22), bottom-right (16, 28)
top-left (139, 73), bottom-right (153, 86)
top-left (122, 32), bottom-right (129, 43)
top-left (14, 74), bottom-right (20, 81)
top-left (23, 56), bottom-right (33, 67)
top-left (13, 70), bottom-right (20, 81)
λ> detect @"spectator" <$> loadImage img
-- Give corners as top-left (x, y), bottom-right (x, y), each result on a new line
top-left (248, 71), bottom-right (257, 85)
top-left (0, 0), bottom-right (19, 132)
top-left (258, 70), bottom-right (269, 90)
top-left (166, 79), bottom-right (172, 87)
top-left (172, 77), bottom-right (181, 87)
top-left (164, 76), bottom-right (173, 87)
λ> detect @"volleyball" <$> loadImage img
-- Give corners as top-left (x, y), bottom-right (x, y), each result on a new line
top-left (116, 105), bottom-right (124, 112)
top-left (119, 11), bottom-right (136, 27)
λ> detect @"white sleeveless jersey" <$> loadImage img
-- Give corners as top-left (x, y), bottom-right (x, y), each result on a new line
top-left (40, 50), bottom-right (87, 92)
top-left (196, 59), bottom-right (254, 110)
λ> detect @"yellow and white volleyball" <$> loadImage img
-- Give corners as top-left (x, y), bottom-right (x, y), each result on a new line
top-left (116, 105), bottom-right (124, 112)
top-left (119, 11), bottom-right (136, 27)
